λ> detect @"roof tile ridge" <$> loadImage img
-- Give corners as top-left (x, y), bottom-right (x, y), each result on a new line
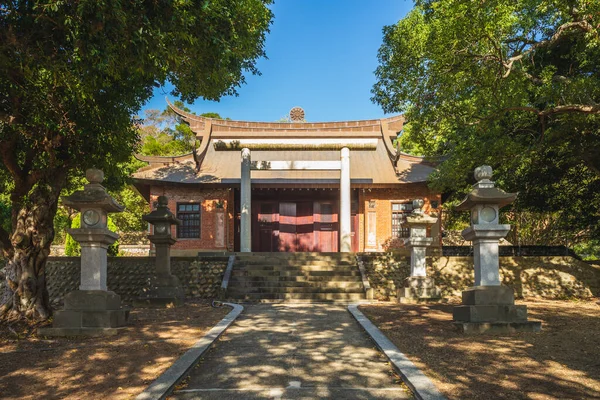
top-left (379, 119), bottom-right (401, 173)
top-left (134, 152), bottom-right (195, 163)
top-left (193, 119), bottom-right (213, 172)
top-left (166, 97), bottom-right (210, 123)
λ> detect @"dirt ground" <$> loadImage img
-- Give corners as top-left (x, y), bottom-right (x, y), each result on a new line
top-left (0, 300), bottom-right (230, 400)
top-left (360, 298), bottom-right (600, 400)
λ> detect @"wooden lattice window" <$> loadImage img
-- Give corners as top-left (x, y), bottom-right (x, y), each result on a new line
top-left (177, 203), bottom-right (201, 239)
top-left (391, 202), bottom-right (413, 239)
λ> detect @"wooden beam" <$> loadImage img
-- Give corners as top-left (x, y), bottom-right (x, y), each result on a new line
top-left (251, 160), bottom-right (341, 171)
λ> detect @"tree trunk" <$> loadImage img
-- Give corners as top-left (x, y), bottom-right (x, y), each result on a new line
top-left (1, 173), bottom-right (65, 321)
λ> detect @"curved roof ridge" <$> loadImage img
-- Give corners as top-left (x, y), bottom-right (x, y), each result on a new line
top-left (135, 152), bottom-right (195, 163)
top-left (167, 98), bottom-right (404, 127)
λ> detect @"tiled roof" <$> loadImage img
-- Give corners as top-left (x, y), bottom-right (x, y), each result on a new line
top-left (132, 100), bottom-right (436, 187)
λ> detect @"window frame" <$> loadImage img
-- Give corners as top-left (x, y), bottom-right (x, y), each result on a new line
top-left (176, 202), bottom-right (201, 239)
top-left (391, 202), bottom-right (413, 239)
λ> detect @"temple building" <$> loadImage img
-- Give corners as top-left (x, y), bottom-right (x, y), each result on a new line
top-left (132, 102), bottom-right (441, 256)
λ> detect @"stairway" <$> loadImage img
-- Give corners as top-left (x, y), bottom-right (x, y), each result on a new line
top-left (226, 253), bottom-right (367, 301)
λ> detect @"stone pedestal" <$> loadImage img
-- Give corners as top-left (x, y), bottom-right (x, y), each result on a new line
top-left (453, 286), bottom-right (541, 333)
top-left (136, 196), bottom-right (184, 307)
top-left (39, 168), bottom-right (129, 337)
top-left (40, 291), bottom-right (130, 337)
top-left (136, 274), bottom-right (185, 307)
top-left (399, 277), bottom-right (442, 304)
top-left (452, 166), bottom-right (541, 333)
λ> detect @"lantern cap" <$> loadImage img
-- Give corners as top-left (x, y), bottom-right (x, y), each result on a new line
top-left (62, 169), bottom-right (124, 212)
top-left (143, 196), bottom-right (181, 225)
top-left (456, 166), bottom-right (517, 211)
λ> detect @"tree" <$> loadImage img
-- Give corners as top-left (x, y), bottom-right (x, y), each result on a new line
top-left (0, 0), bottom-right (272, 320)
top-left (139, 103), bottom-right (225, 156)
top-left (372, 0), bottom-right (600, 243)
top-left (65, 214), bottom-right (119, 256)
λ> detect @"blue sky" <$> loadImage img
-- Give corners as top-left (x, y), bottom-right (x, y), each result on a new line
top-left (142, 0), bottom-right (413, 122)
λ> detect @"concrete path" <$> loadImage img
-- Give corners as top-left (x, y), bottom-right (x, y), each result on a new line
top-left (172, 303), bottom-right (411, 399)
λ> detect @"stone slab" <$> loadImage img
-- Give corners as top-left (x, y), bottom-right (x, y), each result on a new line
top-left (174, 387), bottom-right (411, 399)
top-left (176, 304), bottom-right (410, 399)
top-left (453, 321), bottom-right (542, 334)
top-left (461, 285), bottom-right (515, 305)
top-left (53, 309), bottom-right (129, 328)
top-left (453, 304), bottom-right (527, 323)
top-left (63, 290), bottom-right (123, 311)
top-left (406, 276), bottom-right (437, 289)
top-left (138, 285), bottom-right (185, 300)
top-left (134, 297), bottom-right (184, 308)
top-left (37, 327), bottom-right (124, 337)
top-left (399, 296), bottom-right (443, 305)
top-left (135, 303), bottom-right (243, 400)
top-left (348, 304), bottom-right (446, 400)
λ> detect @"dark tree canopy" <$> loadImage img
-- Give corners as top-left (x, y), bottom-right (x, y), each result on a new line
top-left (373, 0), bottom-right (600, 242)
top-left (0, 0), bottom-right (272, 320)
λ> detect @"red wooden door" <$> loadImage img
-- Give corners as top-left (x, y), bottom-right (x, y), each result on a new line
top-left (315, 202), bottom-right (337, 252)
top-left (279, 202), bottom-right (297, 252)
top-left (296, 202), bottom-right (314, 251)
top-left (253, 202), bottom-right (277, 252)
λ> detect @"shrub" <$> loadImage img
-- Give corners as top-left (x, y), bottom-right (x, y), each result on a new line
top-left (64, 214), bottom-right (120, 256)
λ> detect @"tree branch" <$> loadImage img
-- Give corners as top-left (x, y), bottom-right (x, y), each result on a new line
top-left (0, 225), bottom-right (13, 257)
top-left (502, 20), bottom-right (595, 78)
top-left (502, 104), bottom-right (600, 116)
top-left (0, 139), bottom-right (25, 185)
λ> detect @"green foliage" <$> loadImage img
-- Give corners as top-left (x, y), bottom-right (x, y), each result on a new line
top-left (139, 104), bottom-right (225, 156)
top-left (0, 0), bottom-right (272, 250)
top-left (373, 0), bottom-right (600, 243)
top-left (573, 240), bottom-right (600, 261)
top-left (108, 186), bottom-right (149, 233)
top-left (64, 214), bottom-right (119, 257)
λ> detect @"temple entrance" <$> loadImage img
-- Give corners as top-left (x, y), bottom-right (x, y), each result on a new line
top-left (237, 189), bottom-right (357, 252)
top-left (248, 190), bottom-right (347, 252)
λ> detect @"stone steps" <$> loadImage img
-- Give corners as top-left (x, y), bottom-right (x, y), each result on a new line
top-left (225, 253), bottom-right (366, 302)
top-left (229, 280), bottom-right (363, 289)
top-left (234, 264), bottom-right (358, 272)
top-left (232, 274), bottom-right (364, 282)
top-left (236, 260), bottom-right (354, 267)
top-left (229, 292), bottom-right (367, 301)
top-left (228, 286), bottom-right (365, 294)
top-left (233, 270), bottom-right (362, 277)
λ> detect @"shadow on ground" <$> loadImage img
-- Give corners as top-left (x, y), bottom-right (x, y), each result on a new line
top-left (174, 303), bottom-right (409, 399)
top-left (0, 301), bottom-right (229, 400)
top-left (360, 299), bottom-right (600, 400)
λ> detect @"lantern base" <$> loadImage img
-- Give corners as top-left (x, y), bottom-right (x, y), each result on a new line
top-left (38, 290), bottom-right (130, 337)
top-left (135, 274), bottom-right (185, 307)
top-left (452, 286), bottom-right (542, 333)
top-left (398, 277), bottom-right (442, 304)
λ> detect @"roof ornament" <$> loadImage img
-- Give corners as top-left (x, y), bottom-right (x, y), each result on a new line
top-left (289, 106), bottom-right (305, 122)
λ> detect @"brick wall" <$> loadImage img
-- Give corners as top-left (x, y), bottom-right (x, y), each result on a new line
top-left (150, 186), bottom-right (235, 255)
top-left (358, 185), bottom-right (441, 252)
top-left (150, 183), bottom-right (440, 254)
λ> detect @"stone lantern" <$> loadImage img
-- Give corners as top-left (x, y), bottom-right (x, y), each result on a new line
top-left (452, 166), bottom-right (541, 333)
top-left (136, 196), bottom-right (185, 306)
top-left (398, 199), bottom-right (442, 303)
top-left (39, 169), bottom-right (129, 337)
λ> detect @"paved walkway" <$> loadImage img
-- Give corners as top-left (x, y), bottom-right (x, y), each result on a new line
top-left (172, 303), bottom-right (411, 399)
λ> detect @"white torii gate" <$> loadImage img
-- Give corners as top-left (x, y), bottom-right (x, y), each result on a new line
top-left (240, 147), bottom-right (351, 252)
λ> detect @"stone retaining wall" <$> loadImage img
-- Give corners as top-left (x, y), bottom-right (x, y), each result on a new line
top-left (361, 253), bottom-right (600, 301)
top-left (3, 254), bottom-right (599, 305)
top-left (44, 256), bottom-right (227, 306)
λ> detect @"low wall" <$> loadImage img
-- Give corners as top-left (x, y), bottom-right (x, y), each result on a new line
top-left (3, 253), bottom-right (599, 305)
top-left (44, 256), bottom-right (228, 306)
top-left (361, 253), bottom-right (600, 301)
